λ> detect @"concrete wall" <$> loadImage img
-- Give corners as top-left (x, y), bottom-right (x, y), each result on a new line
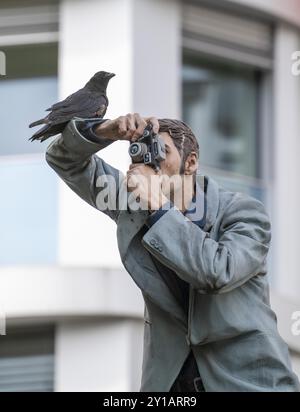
top-left (55, 319), bottom-right (144, 392)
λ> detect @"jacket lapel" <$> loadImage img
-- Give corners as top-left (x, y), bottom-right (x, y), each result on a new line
top-left (117, 209), bottom-right (187, 329)
top-left (200, 174), bottom-right (219, 232)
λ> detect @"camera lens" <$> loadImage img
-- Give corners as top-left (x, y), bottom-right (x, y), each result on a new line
top-left (128, 142), bottom-right (147, 162)
top-left (129, 143), bottom-right (140, 155)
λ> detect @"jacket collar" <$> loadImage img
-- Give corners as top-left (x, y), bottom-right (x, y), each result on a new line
top-left (184, 173), bottom-right (219, 232)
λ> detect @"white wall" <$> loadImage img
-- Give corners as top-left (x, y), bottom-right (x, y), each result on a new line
top-left (0, 266), bottom-right (144, 320)
top-left (228, 0), bottom-right (300, 27)
top-left (58, 0), bottom-right (133, 267)
top-left (58, 0), bottom-right (181, 267)
top-left (291, 353), bottom-right (300, 379)
top-left (54, 0), bottom-right (182, 390)
top-left (273, 24), bottom-right (300, 302)
top-left (55, 319), bottom-right (144, 391)
top-left (132, 0), bottom-right (181, 118)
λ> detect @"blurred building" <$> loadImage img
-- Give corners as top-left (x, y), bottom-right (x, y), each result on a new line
top-left (0, 0), bottom-right (299, 391)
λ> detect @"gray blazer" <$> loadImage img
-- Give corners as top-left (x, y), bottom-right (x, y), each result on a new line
top-left (45, 118), bottom-right (300, 392)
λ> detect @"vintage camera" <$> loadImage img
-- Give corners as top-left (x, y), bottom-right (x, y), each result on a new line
top-left (128, 124), bottom-right (166, 172)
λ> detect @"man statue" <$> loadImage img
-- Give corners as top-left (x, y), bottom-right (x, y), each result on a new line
top-left (45, 113), bottom-right (300, 392)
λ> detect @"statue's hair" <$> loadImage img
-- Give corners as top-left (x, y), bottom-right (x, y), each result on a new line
top-left (158, 119), bottom-right (199, 174)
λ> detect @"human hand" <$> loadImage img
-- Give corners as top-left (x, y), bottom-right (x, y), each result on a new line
top-left (94, 113), bottom-right (159, 142)
top-left (126, 163), bottom-right (168, 212)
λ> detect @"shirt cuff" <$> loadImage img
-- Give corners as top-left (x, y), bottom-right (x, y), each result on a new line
top-left (77, 118), bottom-right (112, 144)
top-left (146, 200), bottom-right (175, 227)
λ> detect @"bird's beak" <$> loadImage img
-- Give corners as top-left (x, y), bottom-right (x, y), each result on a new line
top-left (107, 73), bottom-right (115, 79)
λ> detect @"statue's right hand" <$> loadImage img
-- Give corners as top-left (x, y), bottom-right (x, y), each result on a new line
top-left (94, 113), bottom-right (159, 142)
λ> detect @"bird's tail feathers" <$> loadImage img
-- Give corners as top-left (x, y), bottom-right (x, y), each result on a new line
top-left (28, 124), bottom-right (50, 141)
top-left (29, 118), bottom-right (45, 128)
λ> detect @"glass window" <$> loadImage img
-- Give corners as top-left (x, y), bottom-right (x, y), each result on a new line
top-left (182, 56), bottom-right (261, 179)
top-left (0, 43), bottom-right (58, 155)
top-left (0, 326), bottom-right (55, 392)
top-left (0, 43), bottom-right (59, 265)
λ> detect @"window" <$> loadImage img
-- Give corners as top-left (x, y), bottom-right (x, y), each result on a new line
top-left (183, 58), bottom-right (260, 178)
top-left (0, 325), bottom-right (55, 392)
top-left (0, 44), bottom-right (59, 265)
top-left (181, 3), bottom-right (273, 203)
top-left (182, 56), bottom-right (267, 201)
top-left (0, 43), bottom-right (58, 155)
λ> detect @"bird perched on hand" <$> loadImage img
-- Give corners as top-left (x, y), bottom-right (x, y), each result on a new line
top-left (29, 71), bottom-right (115, 142)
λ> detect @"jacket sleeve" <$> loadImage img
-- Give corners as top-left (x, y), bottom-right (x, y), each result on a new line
top-left (45, 117), bottom-right (124, 223)
top-left (141, 193), bottom-right (272, 294)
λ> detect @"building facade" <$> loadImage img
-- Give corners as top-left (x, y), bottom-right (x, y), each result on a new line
top-left (0, 0), bottom-right (299, 391)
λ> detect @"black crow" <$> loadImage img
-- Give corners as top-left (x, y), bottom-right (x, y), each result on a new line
top-left (29, 71), bottom-right (115, 142)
